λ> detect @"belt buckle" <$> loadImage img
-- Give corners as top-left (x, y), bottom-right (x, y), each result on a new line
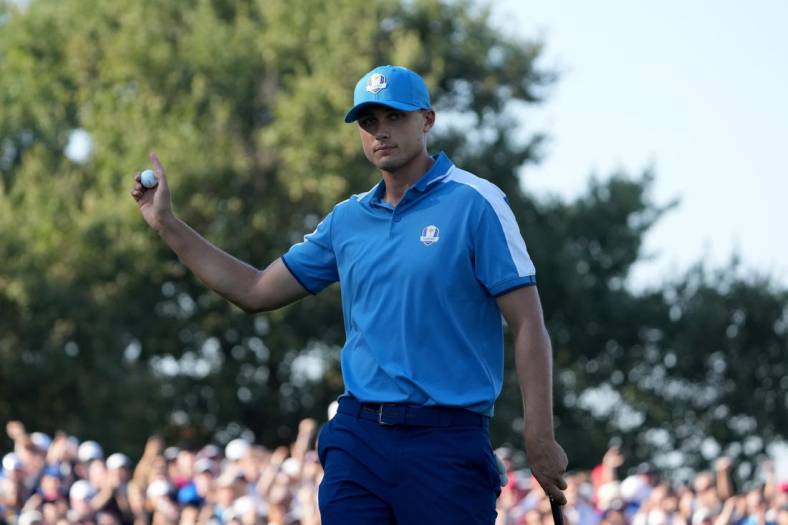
top-left (378, 404), bottom-right (395, 426)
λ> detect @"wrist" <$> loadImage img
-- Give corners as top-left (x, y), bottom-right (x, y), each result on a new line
top-left (156, 211), bottom-right (180, 235)
top-left (524, 430), bottom-right (556, 448)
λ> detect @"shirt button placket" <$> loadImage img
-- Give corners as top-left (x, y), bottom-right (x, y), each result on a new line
top-left (390, 212), bottom-right (400, 236)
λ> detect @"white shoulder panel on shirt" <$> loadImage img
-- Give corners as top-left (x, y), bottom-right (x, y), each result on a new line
top-left (443, 167), bottom-right (535, 278)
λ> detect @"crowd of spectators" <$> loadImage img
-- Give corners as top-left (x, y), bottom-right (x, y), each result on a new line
top-left (2, 415), bottom-right (786, 525)
top-left (495, 447), bottom-right (787, 525)
top-left (1, 418), bottom-right (321, 525)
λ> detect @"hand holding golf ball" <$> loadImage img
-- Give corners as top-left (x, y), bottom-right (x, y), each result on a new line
top-left (140, 169), bottom-right (158, 188)
top-left (131, 152), bottom-right (173, 232)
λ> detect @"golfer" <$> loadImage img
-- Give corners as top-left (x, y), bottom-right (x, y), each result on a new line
top-left (131, 65), bottom-right (567, 524)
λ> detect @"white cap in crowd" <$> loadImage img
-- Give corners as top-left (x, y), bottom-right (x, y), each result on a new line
top-left (281, 457), bottom-right (301, 478)
top-left (621, 474), bottom-right (652, 504)
top-left (199, 444), bottom-right (221, 459)
top-left (597, 481), bottom-right (623, 510)
top-left (69, 480), bottom-right (96, 501)
top-left (234, 494), bottom-right (266, 518)
top-left (225, 438), bottom-right (251, 461)
top-left (163, 446), bottom-right (180, 462)
top-left (106, 452), bottom-right (131, 470)
top-left (77, 440), bottom-right (104, 463)
top-left (30, 432), bottom-right (52, 452)
top-left (194, 458), bottom-right (215, 474)
top-left (147, 478), bottom-right (172, 499)
top-left (2, 452), bottom-right (23, 472)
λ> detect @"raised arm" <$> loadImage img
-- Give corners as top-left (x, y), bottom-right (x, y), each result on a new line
top-left (497, 285), bottom-right (568, 504)
top-left (130, 153), bottom-right (308, 312)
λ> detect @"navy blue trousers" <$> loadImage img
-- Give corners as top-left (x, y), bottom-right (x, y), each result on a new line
top-left (317, 397), bottom-right (500, 524)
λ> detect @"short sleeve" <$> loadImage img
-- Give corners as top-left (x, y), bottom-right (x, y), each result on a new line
top-left (281, 210), bottom-right (339, 295)
top-left (473, 193), bottom-right (536, 296)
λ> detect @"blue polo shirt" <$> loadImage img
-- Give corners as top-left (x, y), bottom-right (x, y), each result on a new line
top-left (281, 153), bottom-right (536, 415)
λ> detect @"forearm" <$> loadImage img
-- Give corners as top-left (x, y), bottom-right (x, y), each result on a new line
top-left (498, 285), bottom-right (567, 502)
top-left (157, 214), bottom-right (262, 311)
top-left (514, 323), bottom-right (555, 443)
top-left (714, 500), bottom-right (736, 525)
top-left (716, 466), bottom-right (733, 501)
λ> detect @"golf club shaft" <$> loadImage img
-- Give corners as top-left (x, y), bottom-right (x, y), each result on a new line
top-left (550, 497), bottom-right (564, 525)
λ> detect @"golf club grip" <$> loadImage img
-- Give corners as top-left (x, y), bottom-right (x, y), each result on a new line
top-left (550, 497), bottom-right (564, 525)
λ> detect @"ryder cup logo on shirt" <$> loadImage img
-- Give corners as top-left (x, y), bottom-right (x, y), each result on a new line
top-left (366, 73), bottom-right (388, 94)
top-left (420, 225), bottom-right (440, 246)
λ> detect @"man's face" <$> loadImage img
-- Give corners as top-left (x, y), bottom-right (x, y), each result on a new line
top-left (357, 105), bottom-right (435, 173)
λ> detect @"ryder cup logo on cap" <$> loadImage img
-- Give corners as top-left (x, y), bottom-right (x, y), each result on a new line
top-left (366, 73), bottom-right (387, 94)
top-left (345, 65), bottom-right (431, 123)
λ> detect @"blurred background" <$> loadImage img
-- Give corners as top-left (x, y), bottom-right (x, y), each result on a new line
top-left (1, 0), bottom-right (786, 523)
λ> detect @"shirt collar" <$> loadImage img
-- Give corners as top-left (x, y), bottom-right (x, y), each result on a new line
top-left (413, 151), bottom-right (453, 192)
top-left (363, 151), bottom-right (454, 207)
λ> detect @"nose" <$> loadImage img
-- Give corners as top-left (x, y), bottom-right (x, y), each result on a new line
top-left (373, 125), bottom-right (390, 140)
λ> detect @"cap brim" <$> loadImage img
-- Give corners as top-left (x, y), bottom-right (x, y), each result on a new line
top-left (344, 101), bottom-right (425, 123)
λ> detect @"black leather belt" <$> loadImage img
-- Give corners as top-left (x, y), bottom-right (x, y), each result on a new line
top-left (337, 396), bottom-right (487, 427)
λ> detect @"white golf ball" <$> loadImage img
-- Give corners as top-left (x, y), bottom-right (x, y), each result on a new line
top-left (140, 169), bottom-right (158, 188)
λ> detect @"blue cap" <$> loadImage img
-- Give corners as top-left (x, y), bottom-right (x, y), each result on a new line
top-left (42, 465), bottom-right (62, 479)
top-left (345, 65), bottom-right (431, 123)
top-left (177, 482), bottom-right (204, 506)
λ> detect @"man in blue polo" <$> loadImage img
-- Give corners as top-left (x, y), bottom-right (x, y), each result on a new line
top-left (131, 65), bottom-right (567, 524)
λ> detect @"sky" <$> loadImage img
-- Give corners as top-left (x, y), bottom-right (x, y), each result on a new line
top-left (489, 1), bottom-right (788, 288)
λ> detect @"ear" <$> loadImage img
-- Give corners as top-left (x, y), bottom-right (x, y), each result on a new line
top-left (422, 110), bottom-right (436, 132)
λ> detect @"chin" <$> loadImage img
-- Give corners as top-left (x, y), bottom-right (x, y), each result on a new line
top-left (375, 157), bottom-right (404, 172)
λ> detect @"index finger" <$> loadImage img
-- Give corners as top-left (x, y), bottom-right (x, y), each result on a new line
top-left (149, 152), bottom-right (165, 175)
top-left (555, 474), bottom-right (568, 491)
top-left (535, 473), bottom-right (567, 504)
top-left (534, 465), bottom-right (568, 491)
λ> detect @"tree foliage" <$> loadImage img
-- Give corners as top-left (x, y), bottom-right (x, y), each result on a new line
top-left (1, 0), bottom-right (784, 475)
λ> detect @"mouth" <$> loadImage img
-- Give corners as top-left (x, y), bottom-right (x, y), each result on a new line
top-left (374, 144), bottom-right (396, 153)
